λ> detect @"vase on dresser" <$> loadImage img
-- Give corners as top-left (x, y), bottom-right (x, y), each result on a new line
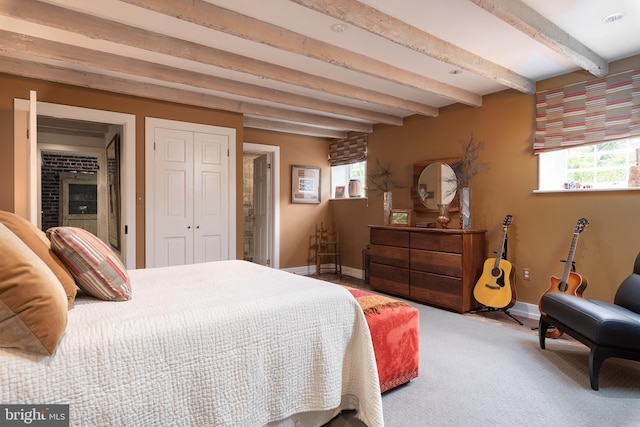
top-left (460, 187), bottom-right (472, 229)
top-left (383, 191), bottom-right (392, 225)
top-left (437, 203), bottom-right (451, 229)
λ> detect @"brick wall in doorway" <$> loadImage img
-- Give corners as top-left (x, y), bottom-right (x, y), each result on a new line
top-left (41, 153), bottom-right (98, 231)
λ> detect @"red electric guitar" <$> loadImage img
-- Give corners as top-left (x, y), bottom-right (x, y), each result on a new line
top-left (539, 218), bottom-right (589, 338)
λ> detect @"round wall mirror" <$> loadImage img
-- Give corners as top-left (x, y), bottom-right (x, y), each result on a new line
top-left (417, 162), bottom-right (457, 210)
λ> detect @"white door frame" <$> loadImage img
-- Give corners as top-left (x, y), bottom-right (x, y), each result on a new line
top-left (145, 117), bottom-right (237, 267)
top-left (15, 99), bottom-right (136, 269)
top-left (243, 142), bottom-right (280, 269)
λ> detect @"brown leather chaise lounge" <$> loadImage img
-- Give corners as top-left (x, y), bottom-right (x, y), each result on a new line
top-left (539, 251), bottom-right (640, 390)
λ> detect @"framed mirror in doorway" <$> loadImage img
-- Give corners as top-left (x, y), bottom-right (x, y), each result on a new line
top-left (106, 134), bottom-right (121, 251)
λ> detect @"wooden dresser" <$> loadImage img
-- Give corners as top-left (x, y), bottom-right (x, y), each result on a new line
top-left (369, 226), bottom-right (486, 313)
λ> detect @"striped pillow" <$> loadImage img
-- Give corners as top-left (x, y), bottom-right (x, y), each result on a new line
top-left (47, 227), bottom-right (131, 301)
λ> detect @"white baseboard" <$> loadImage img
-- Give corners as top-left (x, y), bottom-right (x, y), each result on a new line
top-left (282, 265), bottom-right (317, 276)
top-left (507, 301), bottom-right (541, 320)
top-left (281, 265), bottom-right (541, 320)
top-left (282, 264), bottom-right (364, 279)
top-left (340, 265), bottom-right (364, 279)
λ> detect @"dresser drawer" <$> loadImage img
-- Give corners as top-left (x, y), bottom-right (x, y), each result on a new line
top-left (411, 232), bottom-right (462, 253)
top-left (410, 271), bottom-right (464, 311)
top-left (370, 263), bottom-right (410, 298)
top-left (371, 228), bottom-right (410, 248)
top-left (410, 249), bottom-right (463, 277)
top-left (370, 244), bottom-right (409, 269)
top-left (369, 226), bottom-right (485, 313)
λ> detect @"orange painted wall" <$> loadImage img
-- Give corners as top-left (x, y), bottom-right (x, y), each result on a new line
top-left (2, 54), bottom-right (639, 305)
top-left (0, 73), bottom-right (331, 269)
top-left (334, 55), bottom-right (640, 305)
top-left (0, 73), bottom-right (247, 267)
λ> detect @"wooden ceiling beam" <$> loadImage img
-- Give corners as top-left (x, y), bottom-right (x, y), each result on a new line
top-left (119, 0), bottom-right (482, 107)
top-left (242, 104), bottom-right (372, 133)
top-left (244, 116), bottom-right (347, 139)
top-left (0, 0), bottom-right (437, 116)
top-left (290, 0), bottom-right (536, 94)
top-left (0, 30), bottom-right (401, 126)
top-left (0, 55), bottom-right (372, 133)
top-left (470, 0), bottom-right (608, 77)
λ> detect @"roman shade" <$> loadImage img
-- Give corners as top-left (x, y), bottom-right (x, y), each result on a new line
top-left (534, 69), bottom-right (640, 153)
top-left (328, 134), bottom-right (367, 166)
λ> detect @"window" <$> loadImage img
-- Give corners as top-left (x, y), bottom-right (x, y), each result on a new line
top-left (538, 137), bottom-right (640, 191)
top-left (327, 133), bottom-right (367, 198)
top-left (331, 161), bottom-right (366, 198)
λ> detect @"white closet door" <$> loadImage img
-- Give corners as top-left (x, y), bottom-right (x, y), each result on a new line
top-left (193, 132), bottom-right (228, 263)
top-left (154, 128), bottom-right (194, 266)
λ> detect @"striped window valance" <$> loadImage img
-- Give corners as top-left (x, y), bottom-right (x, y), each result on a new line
top-left (534, 69), bottom-right (640, 153)
top-left (328, 134), bottom-right (367, 166)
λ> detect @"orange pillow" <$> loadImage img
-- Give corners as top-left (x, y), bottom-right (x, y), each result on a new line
top-left (0, 211), bottom-right (77, 309)
top-left (0, 224), bottom-right (68, 355)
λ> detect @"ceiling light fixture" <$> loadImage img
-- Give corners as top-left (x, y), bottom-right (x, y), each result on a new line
top-left (602, 12), bottom-right (625, 23)
top-left (330, 23), bottom-right (348, 33)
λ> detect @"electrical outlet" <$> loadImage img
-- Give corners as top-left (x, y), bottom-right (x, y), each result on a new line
top-left (523, 268), bottom-right (531, 280)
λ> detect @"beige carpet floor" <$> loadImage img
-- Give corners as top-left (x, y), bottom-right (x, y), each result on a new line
top-left (316, 273), bottom-right (640, 427)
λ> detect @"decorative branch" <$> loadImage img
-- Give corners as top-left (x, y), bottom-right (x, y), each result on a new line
top-left (367, 158), bottom-right (403, 194)
top-left (451, 134), bottom-right (488, 188)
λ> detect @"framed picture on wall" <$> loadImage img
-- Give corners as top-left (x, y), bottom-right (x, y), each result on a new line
top-left (291, 165), bottom-right (321, 204)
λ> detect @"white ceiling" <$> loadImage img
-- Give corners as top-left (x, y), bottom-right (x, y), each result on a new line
top-left (1, 0), bottom-right (639, 138)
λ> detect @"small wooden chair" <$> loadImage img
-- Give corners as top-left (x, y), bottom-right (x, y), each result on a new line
top-left (315, 222), bottom-right (342, 276)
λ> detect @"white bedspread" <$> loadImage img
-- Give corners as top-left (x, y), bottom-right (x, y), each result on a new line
top-left (0, 260), bottom-right (383, 427)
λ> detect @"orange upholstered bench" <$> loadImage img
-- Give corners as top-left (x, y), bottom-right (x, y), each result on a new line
top-left (344, 286), bottom-right (419, 392)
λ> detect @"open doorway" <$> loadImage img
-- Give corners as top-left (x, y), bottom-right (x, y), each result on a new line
top-left (243, 143), bottom-right (280, 269)
top-left (38, 117), bottom-right (122, 247)
top-left (14, 99), bottom-right (136, 268)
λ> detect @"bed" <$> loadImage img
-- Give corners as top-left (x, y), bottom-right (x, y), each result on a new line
top-left (0, 219), bottom-right (384, 427)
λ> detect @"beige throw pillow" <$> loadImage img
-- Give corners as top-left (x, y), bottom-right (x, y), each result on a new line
top-left (0, 210), bottom-right (77, 309)
top-left (0, 224), bottom-right (68, 355)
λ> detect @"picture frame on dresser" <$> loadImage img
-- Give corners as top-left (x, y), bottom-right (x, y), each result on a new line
top-left (389, 209), bottom-right (412, 227)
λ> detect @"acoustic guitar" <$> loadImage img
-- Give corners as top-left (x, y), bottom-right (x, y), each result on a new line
top-left (473, 215), bottom-right (516, 309)
top-left (540, 217), bottom-right (589, 338)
